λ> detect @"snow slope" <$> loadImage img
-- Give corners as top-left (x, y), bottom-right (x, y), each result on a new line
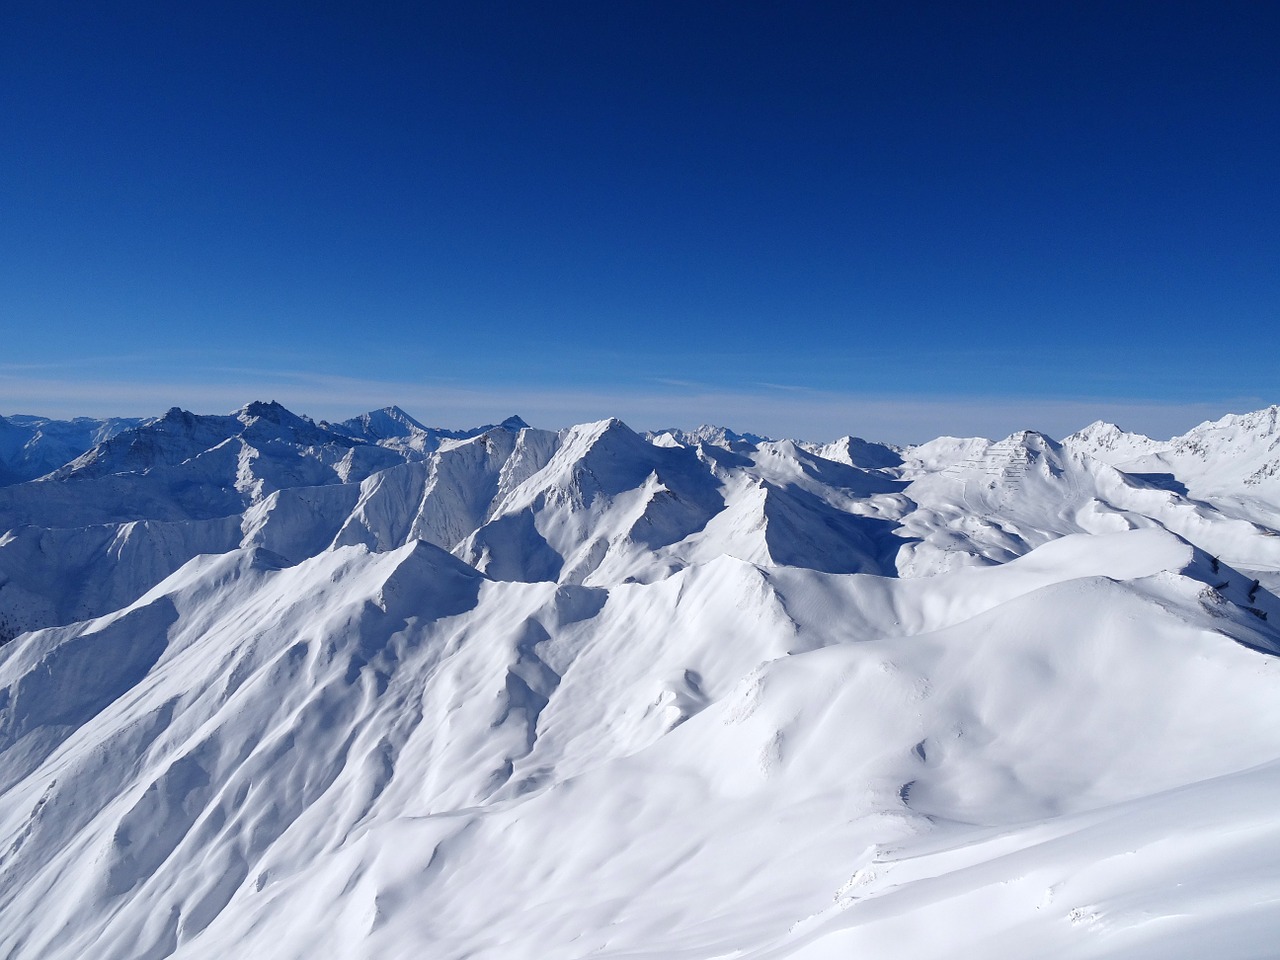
top-left (2, 402), bottom-right (1280, 959)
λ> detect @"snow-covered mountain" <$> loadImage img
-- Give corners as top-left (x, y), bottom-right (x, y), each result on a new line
top-left (325, 405), bottom-right (529, 455)
top-left (2, 401), bottom-right (1280, 959)
top-left (646, 423), bottom-right (773, 450)
top-left (1067, 405), bottom-right (1280, 526)
top-left (0, 413), bottom-right (143, 486)
top-left (0, 403), bottom-right (528, 636)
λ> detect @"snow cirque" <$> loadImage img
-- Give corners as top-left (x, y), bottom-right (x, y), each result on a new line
top-left (2, 401), bottom-right (1280, 959)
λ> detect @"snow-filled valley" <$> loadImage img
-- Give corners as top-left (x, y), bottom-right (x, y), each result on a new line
top-left (3, 401), bottom-right (1280, 959)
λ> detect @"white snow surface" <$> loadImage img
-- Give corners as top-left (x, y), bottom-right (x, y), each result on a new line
top-left (3, 403), bottom-right (1280, 959)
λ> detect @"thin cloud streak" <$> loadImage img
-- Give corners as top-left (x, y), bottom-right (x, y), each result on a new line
top-left (0, 372), bottom-right (1264, 445)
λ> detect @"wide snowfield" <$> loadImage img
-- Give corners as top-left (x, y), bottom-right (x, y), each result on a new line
top-left (2, 403), bottom-right (1280, 959)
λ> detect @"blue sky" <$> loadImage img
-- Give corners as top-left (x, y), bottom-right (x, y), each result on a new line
top-left (2, 2), bottom-right (1277, 442)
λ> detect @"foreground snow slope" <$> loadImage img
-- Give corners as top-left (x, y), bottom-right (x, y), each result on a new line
top-left (2, 403), bottom-right (1280, 959)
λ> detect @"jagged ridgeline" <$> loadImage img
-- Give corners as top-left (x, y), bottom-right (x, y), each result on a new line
top-left (2, 402), bottom-right (1280, 960)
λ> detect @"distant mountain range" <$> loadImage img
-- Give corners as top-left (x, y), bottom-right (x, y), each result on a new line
top-left (2, 401), bottom-right (1280, 959)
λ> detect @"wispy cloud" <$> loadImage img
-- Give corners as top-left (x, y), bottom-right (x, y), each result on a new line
top-left (752, 381), bottom-right (819, 394)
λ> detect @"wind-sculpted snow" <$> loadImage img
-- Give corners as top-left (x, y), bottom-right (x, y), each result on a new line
top-left (2, 402), bottom-right (1280, 959)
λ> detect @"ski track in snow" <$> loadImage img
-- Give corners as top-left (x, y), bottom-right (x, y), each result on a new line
top-left (2, 402), bottom-right (1280, 959)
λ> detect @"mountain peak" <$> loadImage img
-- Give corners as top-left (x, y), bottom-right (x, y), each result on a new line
top-left (1199, 405), bottom-right (1280, 438)
top-left (236, 400), bottom-right (302, 425)
top-left (558, 417), bottom-right (634, 452)
top-left (339, 406), bottom-right (429, 440)
top-left (1072, 420), bottom-right (1126, 439)
top-left (378, 404), bottom-right (421, 423)
top-left (1066, 420), bottom-right (1152, 446)
top-left (817, 435), bottom-right (903, 469)
top-left (996, 428), bottom-right (1060, 452)
top-left (325, 410), bottom-right (532, 453)
top-left (645, 424), bottom-right (770, 449)
top-left (158, 405), bottom-right (198, 423)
